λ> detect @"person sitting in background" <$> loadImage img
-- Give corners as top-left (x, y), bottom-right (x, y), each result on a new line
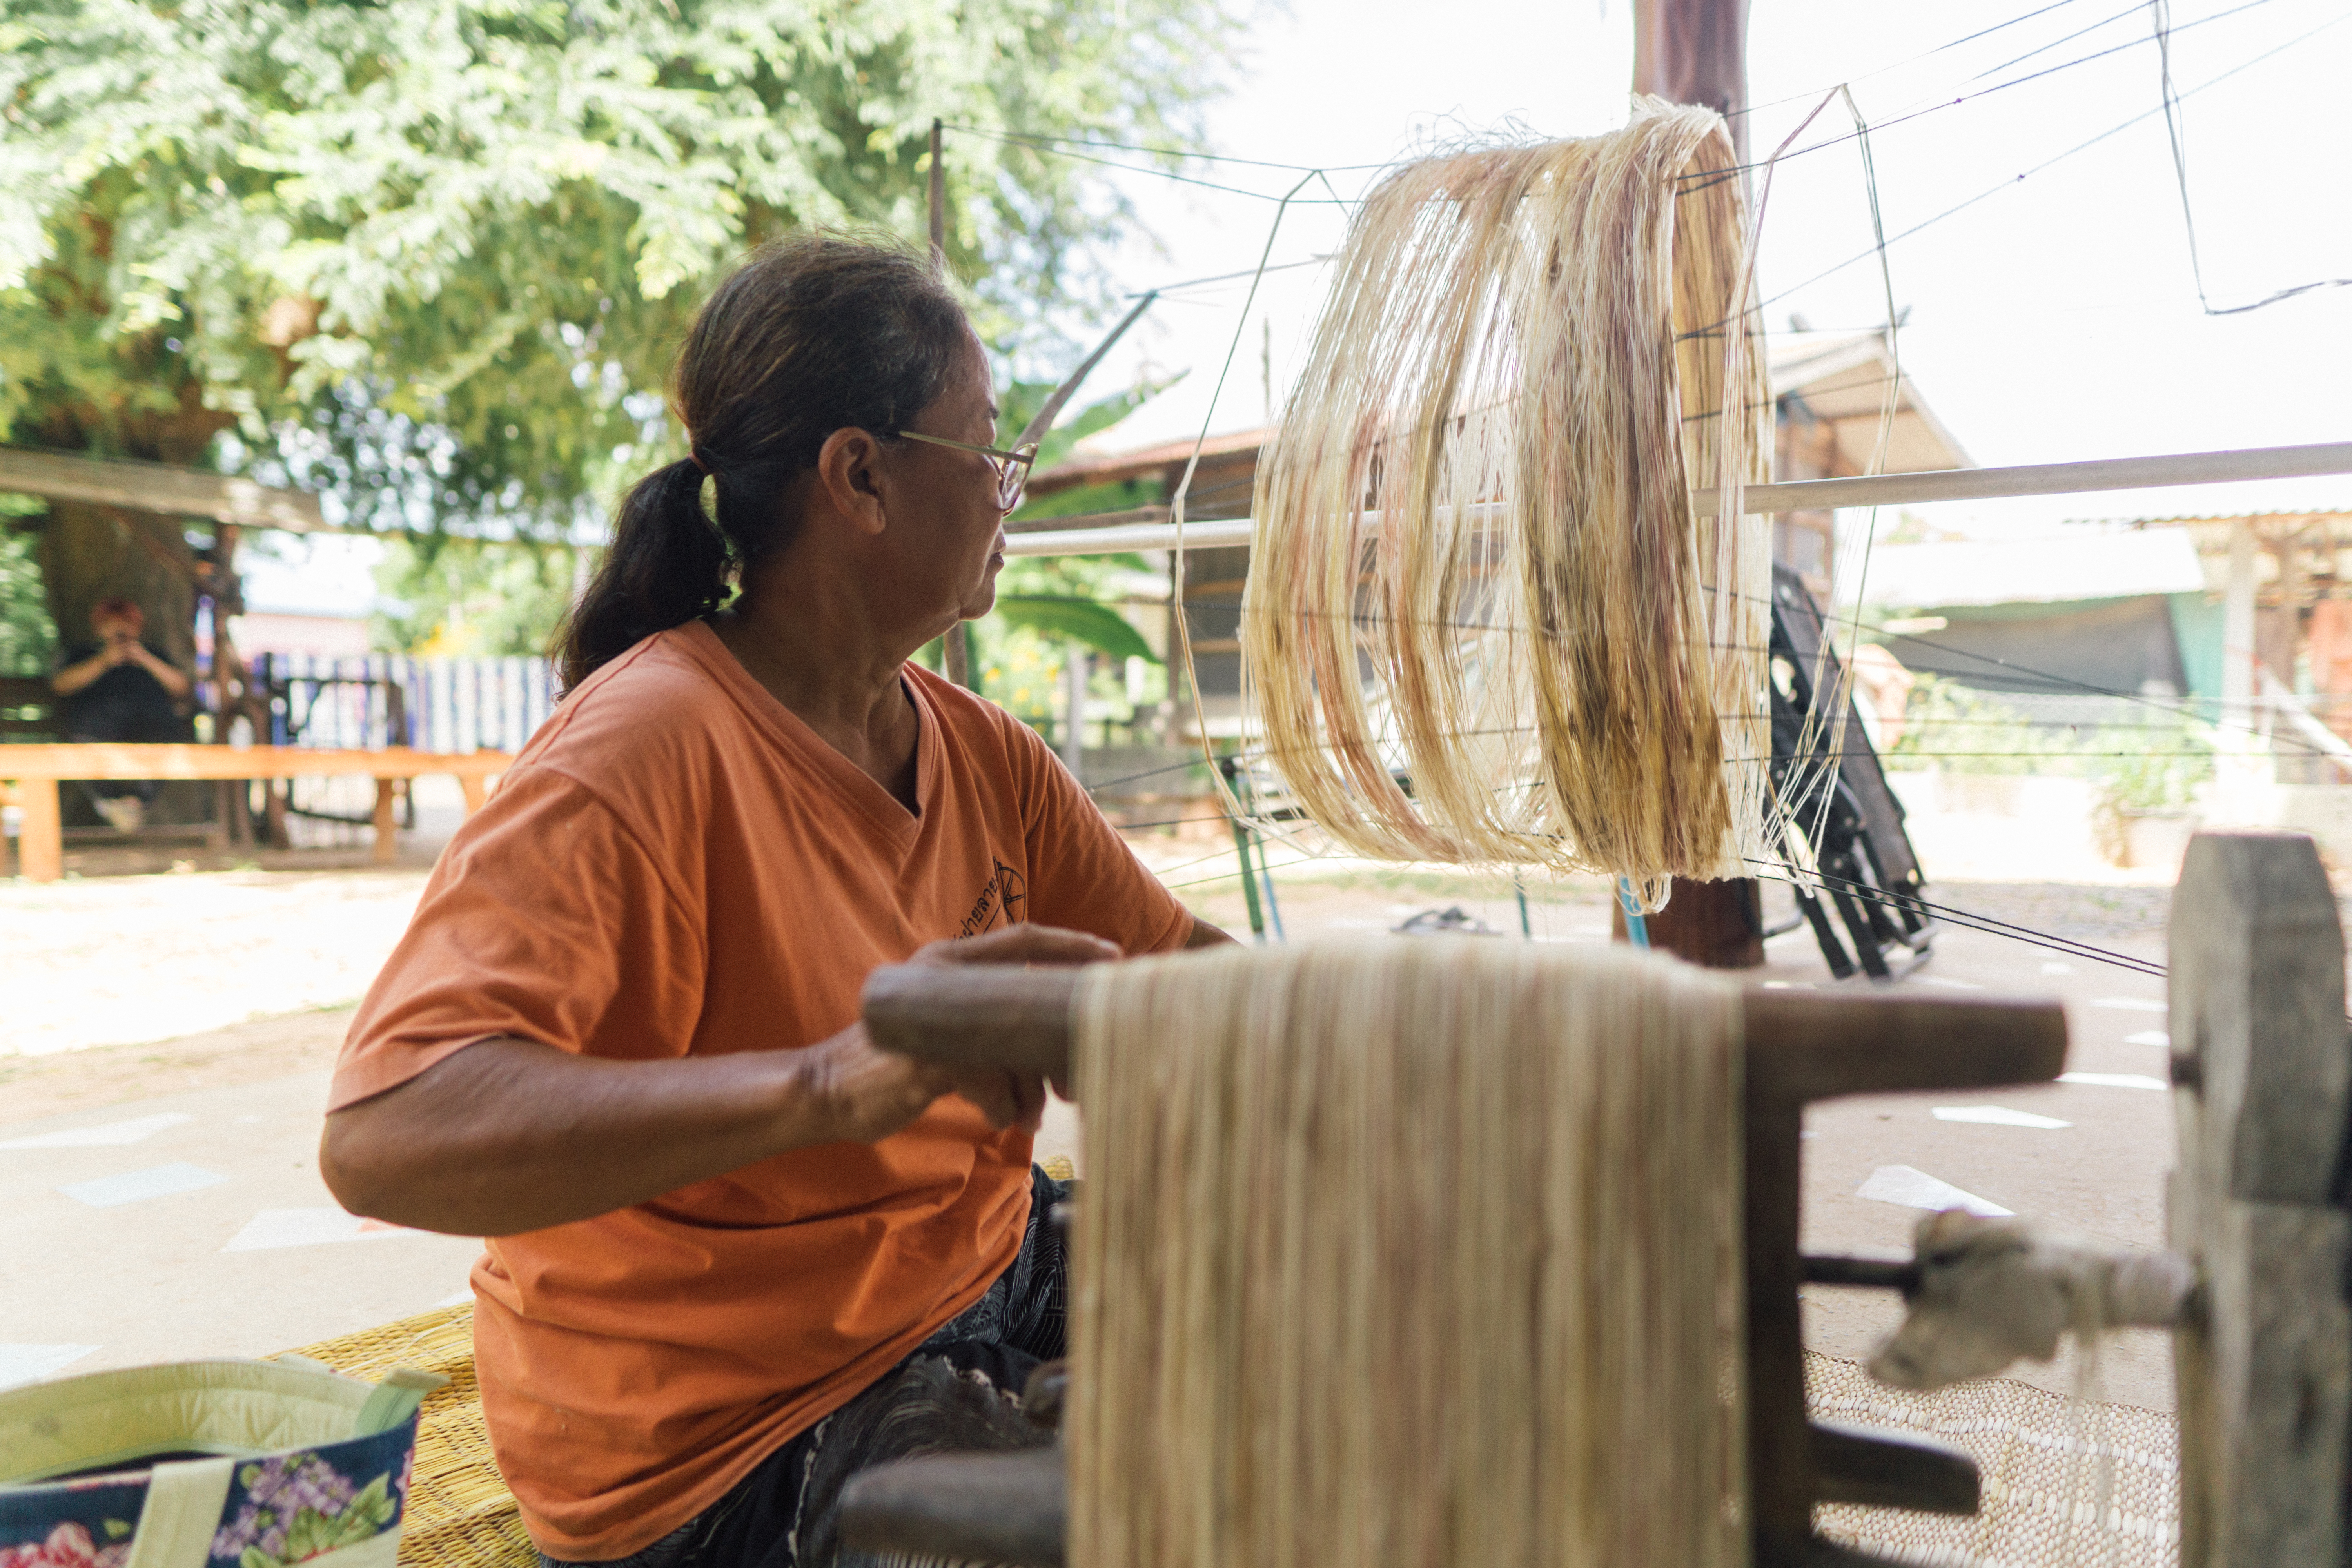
top-left (49, 596), bottom-right (193, 831)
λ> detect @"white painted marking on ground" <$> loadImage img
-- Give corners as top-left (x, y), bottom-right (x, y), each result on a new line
top-left (2124, 1030), bottom-right (2170, 1047)
top-left (2059, 1071), bottom-right (2170, 1091)
top-left (0, 1112), bottom-right (193, 1151)
top-left (2040, 962), bottom-right (2076, 975)
top-left (0, 1344), bottom-right (98, 1390)
top-left (1932, 1105), bottom-right (2073, 1129)
top-left (58, 1163), bottom-right (226, 1208)
top-left (222, 1207), bottom-right (421, 1252)
top-left (1915, 976), bottom-right (1984, 991)
top-left (2092, 997), bottom-right (2167, 1013)
top-left (1855, 1165), bottom-right (2014, 1217)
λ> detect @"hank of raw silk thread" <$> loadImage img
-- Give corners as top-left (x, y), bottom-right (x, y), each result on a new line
top-left (1065, 939), bottom-right (1750, 1568)
top-left (1242, 101), bottom-right (1772, 904)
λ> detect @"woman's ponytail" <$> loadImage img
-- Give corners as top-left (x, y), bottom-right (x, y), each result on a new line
top-left (555, 459), bottom-right (730, 694)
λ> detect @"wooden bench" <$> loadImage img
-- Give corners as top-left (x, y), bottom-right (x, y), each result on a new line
top-left (0, 743), bottom-right (513, 882)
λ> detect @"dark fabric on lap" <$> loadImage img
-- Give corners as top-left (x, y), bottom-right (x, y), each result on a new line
top-left (542, 1165), bottom-right (1070, 1568)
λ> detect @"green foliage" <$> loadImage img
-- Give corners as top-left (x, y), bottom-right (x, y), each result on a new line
top-left (0, 0), bottom-right (1235, 532)
top-left (0, 506), bottom-right (54, 674)
top-left (2082, 708), bottom-right (2212, 813)
top-left (1887, 673), bottom-right (2212, 811)
top-left (994, 593), bottom-right (1156, 664)
top-left (371, 537), bottom-right (577, 657)
top-left (1886, 677), bottom-right (2074, 777)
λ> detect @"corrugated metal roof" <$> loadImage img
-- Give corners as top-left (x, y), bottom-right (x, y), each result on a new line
top-left (1034, 330), bottom-right (1970, 494)
top-left (2068, 510), bottom-right (2352, 526)
top-left (1857, 527), bottom-right (2205, 609)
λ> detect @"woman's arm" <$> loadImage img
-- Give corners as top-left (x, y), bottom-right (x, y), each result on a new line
top-left (321, 923), bottom-right (1115, 1236)
top-left (49, 647), bottom-right (115, 696)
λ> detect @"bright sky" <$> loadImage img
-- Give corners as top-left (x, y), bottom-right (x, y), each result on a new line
top-left (1051, 0), bottom-right (2352, 537)
top-left (265, 0), bottom-right (2352, 617)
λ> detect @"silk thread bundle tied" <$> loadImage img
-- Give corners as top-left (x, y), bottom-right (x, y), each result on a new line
top-left (1065, 940), bottom-right (1750, 1568)
top-left (1240, 103), bottom-right (1773, 904)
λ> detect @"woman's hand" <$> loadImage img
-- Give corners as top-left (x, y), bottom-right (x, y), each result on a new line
top-left (901, 923), bottom-right (1118, 1132)
top-left (791, 1026), bottom-right (959, 1145)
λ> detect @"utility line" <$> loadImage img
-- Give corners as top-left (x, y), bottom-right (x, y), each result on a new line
top-left (2153, 0), bottom-right (2352, 314)
top-left (1704, 5), bottom-right (2352, 334)
top-left (1726, 0), bottom-right (2107, 120)
top-left (945, 122), bottom-right (1396, 174)
top-left (1678, 0), bottom-right (2287, 191)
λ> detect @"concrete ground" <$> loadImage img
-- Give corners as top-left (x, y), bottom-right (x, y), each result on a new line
top-left (4, 817), bottom-right (2192, 1410)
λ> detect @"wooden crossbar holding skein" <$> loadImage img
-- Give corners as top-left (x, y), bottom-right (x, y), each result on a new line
top-left (1063, 940), bottom-right (1750, 1568)
top-left (1242, 102), bottom-right (1771, 903)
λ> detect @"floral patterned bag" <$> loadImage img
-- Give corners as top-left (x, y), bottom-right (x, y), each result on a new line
top-left (0, 1359), bottom-right (444, 1568)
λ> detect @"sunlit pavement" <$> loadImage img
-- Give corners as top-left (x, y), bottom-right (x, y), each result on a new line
top-left (4, 860), bottom-right (2181, 1409)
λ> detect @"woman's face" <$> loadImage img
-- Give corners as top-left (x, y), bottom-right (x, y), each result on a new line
top-left (891, 336), bottom-right (1008, 626)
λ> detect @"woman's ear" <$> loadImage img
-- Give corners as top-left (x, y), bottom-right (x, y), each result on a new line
top-left (812, 427), bottom-right (890, 537)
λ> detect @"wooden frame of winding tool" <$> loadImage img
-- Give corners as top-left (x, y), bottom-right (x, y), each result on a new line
top-left (840, 959), bottom-right (2067, 1566)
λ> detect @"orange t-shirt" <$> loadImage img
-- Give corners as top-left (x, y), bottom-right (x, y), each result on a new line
top-left (329, 622), bottom-right (1191, 1561)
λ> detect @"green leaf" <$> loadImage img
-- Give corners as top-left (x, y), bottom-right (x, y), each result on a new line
top-left (0, 0), bottom-right (1242, 566)
top-left (991, 596), bottom-right (1157, 664)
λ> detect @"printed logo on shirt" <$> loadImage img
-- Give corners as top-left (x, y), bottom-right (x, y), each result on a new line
top-left (958, 858), bottom-right (1029, 936)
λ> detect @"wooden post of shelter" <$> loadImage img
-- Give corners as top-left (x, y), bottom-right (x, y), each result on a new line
top-left (1629, 0), bottom-right (1764, 969)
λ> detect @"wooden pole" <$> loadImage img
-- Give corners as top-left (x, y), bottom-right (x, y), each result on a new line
top-left (858, 959), bottom-right (2062, 1087)
top-left (1635, 0), bottom-right (1760, 967)
top-left (1633, 0), bottom-right (1751, 161)
top-left (928, 118), bottom-right (947, 269)
top-left (929, 117), bottom-right (976, 692)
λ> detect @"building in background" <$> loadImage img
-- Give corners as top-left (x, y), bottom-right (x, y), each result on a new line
top-left (1768, 327), bottom-right (1971, 601)
top-left (1860, 525), bottom-right (2210, 701)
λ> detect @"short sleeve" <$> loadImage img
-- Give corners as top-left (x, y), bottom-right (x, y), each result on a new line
top-left (1009, 722), bottom-right (1195, 958)
top-left (328, 766), bottom-right (707, 1111)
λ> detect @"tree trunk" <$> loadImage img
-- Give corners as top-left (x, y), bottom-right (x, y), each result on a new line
top-left (38, 501), bottom-right (199, 671)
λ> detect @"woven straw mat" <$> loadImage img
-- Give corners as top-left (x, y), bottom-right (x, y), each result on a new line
top-left (285, 1299), bottom-right (2177, 1568)
top-left (1811, 1352), bottom-right (2180, 1566)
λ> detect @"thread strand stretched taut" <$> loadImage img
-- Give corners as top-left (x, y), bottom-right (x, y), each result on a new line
top-left (1066, 940), bottom-right (1750, 1568)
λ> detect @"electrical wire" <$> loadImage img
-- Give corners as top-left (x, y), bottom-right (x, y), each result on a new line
top-left (1714, 4), bottom-right (2352, 333)
top-left (1753, 859), bottom-right (2172, 977)
top-left (1678, 0), bottom-right (2288, 191)
top-left (944, 122), bottom-right (1396, 174)
top-left (1725, 0), bottom-right (2107, 121)
top-left (2153, 0), bottom-right (2352, 315)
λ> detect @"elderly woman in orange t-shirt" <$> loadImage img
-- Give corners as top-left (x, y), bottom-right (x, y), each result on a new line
top-left (321, 236), bottom-right (1228, 1568)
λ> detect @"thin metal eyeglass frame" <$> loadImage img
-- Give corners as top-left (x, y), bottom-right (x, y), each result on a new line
top-left (893, 430), bottom-right (1039, 514)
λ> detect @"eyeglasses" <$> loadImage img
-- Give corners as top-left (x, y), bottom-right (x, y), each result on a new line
top-left (893, 430), bottom-right (1039, 515)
